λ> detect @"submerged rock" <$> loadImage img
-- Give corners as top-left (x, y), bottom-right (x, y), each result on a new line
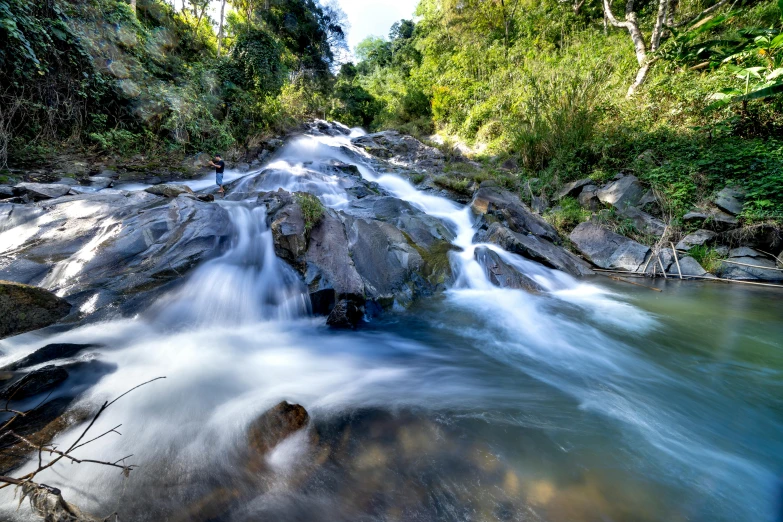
top-left (0, 365), bottom-right (69, 400)
top-left (2, 343), bottom-right (99, 371)
top-left (569, 221), bottom-right (650, 272)
top-left (248, 401), bottom-right (310, 456)
top-left (474, 247), bottom-right (545, 292)
top-left (0, 281), bottom-right (72, 339)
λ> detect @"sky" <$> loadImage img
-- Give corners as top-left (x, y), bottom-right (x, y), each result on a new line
top-left (335, 0), bottom-right (421, 52)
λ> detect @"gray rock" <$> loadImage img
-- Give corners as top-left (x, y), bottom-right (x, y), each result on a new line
top-left (596, 175), bottom-right (646, 210)
top-left (474, 247), bottom-right (545, 292)
top-left (100, 169), bottom-right (119, 179)
top-left (683, 209), bottom-right (738, 230)
top-left (668, 256), bottom-right (713, 278)
top-left (530, 195), bottom-right (549, 214)
top-left (638, 190), bottom-right (657, 207)
top-left (0, 281), bottom-right (72, 339)
top-left (56, 177), bottom-right (78, 186)
top-left (618, 207), bottom-right (667, 236)
top-left (728, 247), bottom-right (764, 258)
top-left (569, 221), bottom-right (651, 272)
top-left (326, 299), bottom-right (364, 328)
top-left (0, 185), bottom-right (13, 199)
top-left (471, 184), bottom-right (559, 242)
top-left (0, 365), bottom-right (68, 400)
top-left (85, 176), bottom-right (114, 189)
top-left (675, 229), bottom-right (717, 251)
top-left (718, 255), bottom-right (782, 280)
top-left (714, 187), bottom-right (745, 215)
top-left (145, 183), bottom-right (193, 197)
top-left (13, 182), bottom-right (72, 201)
top-left (352, 131), bottom-right (445, 171)
top-left (259, 191), bottom-right (309, 269)
top-left (478, 223), bottom-right (594, 277)
top-left (554, 179), bottom-right (592, 200)
top-left (237, 163), bottom-right (251, 173)
top-left (578, 185), bottom-right (601, 211)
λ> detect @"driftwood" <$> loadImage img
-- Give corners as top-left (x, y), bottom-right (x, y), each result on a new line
top-left (0, 377), bottom-right (166, 521)
top-left (670, 242), bottom-right (683, 280)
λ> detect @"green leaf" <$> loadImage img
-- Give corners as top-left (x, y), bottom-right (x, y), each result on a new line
top-left (736, 83), bottom-right (783, 101)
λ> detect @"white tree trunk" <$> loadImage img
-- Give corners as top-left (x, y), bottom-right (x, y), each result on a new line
top-left (217, 0), bottom-right (226, 57)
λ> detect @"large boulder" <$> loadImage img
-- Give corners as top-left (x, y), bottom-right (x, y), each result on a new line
top-left (569, 221), bottom-right (651, 272)
top-left (596, 175), bottom-right (645, 210)
top-left (259, 191), bottom-right (309, 269)
top-left (478, 223), bottom-right (594, 277)
top-left (667, 256), bottom-right (713, 278)
top-left (717, 248), bottom-right (783, 281)
top-left (0, 281), bottom-right (72, 339)
top-left (713, 187), bottom-right (745, 216)
top-left (617, 207), bottom-right (666, 236)
top-left (13, 182), bottom-right (72, 201)
top-left (471, 183), bottom-right (559, 242)
top-left (352, 131), bottom-right (445, 171)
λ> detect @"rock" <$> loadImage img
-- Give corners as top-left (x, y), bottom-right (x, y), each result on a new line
top-left (617, 207), bottom-right (666, 236)
top-left (13, 182), bottom-right (72, 201)
top-left (717, 248), bottom-right (783, 281)
top-left (260, 191), bottom-right (309, 269)
top-left (501, 158), bottom-right (518, 171)
top-left (569, 221), bottom-right (651, 272)
top-left (478, 223), bottom-right (594, 277)
top-left (474, 247), bottom-right (545, 292)
top-left (596, 175), bottom-right (646, 210)
top-left (683, 209), bottom-right (738, 230)
top-left (305, 210), bottom-right (365, 320)
top-left (84, 176), bottom-right (113, 189)
top-left (237, 163), bottom-right (251, 173)
top-left (2, 343), bottom-right (98, 372)
top-left (530, 195), bottom-right (549, 214)
top-left (0, 365), bottom-right (69, 400)
top-left (196, 194), bottom-right (215, 202)
top-left (0, 185), bottom-right (13, 199)
top-left (675, 229), bottom-right (717, 251)
top-left (554, 179), bottom-right (592, 200)
top-left (144, 183), bottom-right (194, 197)
top-left (669, 256), bottom-right (713, 278)
top-left (325, 160), bottom-right (361, 177)
top-left (713, 187), bottom-right (745, 215)
top-left (145, 175), bottom-right (163, 185)
top-left (578, 185), bottom-right (600, 211)
top-left (56, 177), bottom-right (78, 186)
top-left (100, 169), bottom-right (119, 179)
top-left (326, 299), bottom-right (364, 328)
top-left (247, 401), bottom-right (309, 456)
top-left (471, 184), bottom-right (559, 242)
top-left (0, 282), bottom-right (72, 339)
top-left (352, 131), bottom-right (445, 171)
top-left (638, 190), bottom-right (657, 207)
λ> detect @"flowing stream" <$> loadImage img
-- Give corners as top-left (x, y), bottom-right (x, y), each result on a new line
top-left (1, 129), bottom-right (782, 522)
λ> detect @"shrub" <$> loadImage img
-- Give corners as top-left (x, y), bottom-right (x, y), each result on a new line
top-left (295, 192), bottom-right (324, 232)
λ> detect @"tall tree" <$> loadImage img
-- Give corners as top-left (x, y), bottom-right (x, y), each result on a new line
top-left (217, 0), bottom-right (227, 56)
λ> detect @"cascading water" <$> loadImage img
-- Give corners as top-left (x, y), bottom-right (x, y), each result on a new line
top-left (0, 125), bottom-right (781, 522)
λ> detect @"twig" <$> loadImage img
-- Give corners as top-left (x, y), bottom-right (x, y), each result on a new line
top-left (718, 259), bottom-right (783, 271)
top-left (656, 254), bottom-right (668, 279)
top-left (670, 242), bottom-right (683, 280)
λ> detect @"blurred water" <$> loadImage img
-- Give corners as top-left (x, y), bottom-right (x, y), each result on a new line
top-left (0, 129), bottom-right (781, 522)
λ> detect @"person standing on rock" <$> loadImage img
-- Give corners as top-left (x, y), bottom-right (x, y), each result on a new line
top-left (209, 154), bottom-right (225, 194)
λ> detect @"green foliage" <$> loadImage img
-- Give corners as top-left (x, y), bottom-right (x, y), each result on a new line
top-left (433, 175), bottom-right (473, 195)
top-left (545, 197), bottom-right (592, 237)
top-left (295, 192), bottom-right (325, 232)
top-left (688, 245), bottom-right (726, 273)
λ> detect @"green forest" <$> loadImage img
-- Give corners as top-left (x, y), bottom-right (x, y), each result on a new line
top-left (2, 0), bottom-right (782, 225)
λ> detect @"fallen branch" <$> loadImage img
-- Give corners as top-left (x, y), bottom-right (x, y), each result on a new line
top-left (670, 242), bottom-right (683, 280)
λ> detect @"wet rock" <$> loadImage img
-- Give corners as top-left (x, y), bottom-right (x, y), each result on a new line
top-left (617, 207), bottom-right (666, 236)
top-left (478, 223), bottom-right (594, 277)
top-left (569, 221), bottom-right (651, 272)
top-left (578, 185), bottom-right (600, 211)
top-left (83, 176), bottom-right (113, 189)
top-left (717, 248), bottom-right (783, 281)
top-left (668, 256), bottom-right (713, 278)
top-left (0, 365), bottom-right (68, 400)
top-left (675, 229), bottom-right (717, 251)
top-left (0, 185), bottom-right (13, 199)
top-left (100, 169), bottom-right (119, 179)
top-left (326, 299), bottom-right (365, 328)
top-left (325, 160), bottom-right (361, 176)
top-left (2, 343), bottom-right (98, 372)
top-left (0, 282), bottom-right (72, 339)
top-left (264, 192), bottom-right (308, 269)
top-left (596, 175), bottom-right (645, 210)
top-left (145, 183), bottom-right (194, 197)
top-left (248, 401), bottom-right (309, 455)
top-left (196, 193), bottom-right (215, 202)
top-left (554, 179), bottom-right (592, 200)
top-left (475, 247), bottom-right (545, 292)
top-left (471, 183), bottom-right (559, 242)
top-left (56, 177), bottom-right (78, 186)
top-left (13, 182), bottom-right (72, 201)
top-left (145, 175), bottom-right (163, 185)
top-left (352, 131), bottom-right (445, 171)
top-left (714, 186), bottom-right (745, 216)
top-left (305, 210), bottom-right (365, 320)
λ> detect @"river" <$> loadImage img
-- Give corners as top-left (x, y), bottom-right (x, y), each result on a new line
top-left (1, 128), bottom-right (781, 522)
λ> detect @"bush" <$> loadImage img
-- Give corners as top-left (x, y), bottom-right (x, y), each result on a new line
top-left (295, 192), bottom-right (324, 232)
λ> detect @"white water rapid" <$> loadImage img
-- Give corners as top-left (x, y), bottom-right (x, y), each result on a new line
top-left (0, 126), bottom-right (780, 522)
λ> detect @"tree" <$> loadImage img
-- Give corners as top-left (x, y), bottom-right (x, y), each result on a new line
top-left (217, 0), bottom-right (227, 56)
